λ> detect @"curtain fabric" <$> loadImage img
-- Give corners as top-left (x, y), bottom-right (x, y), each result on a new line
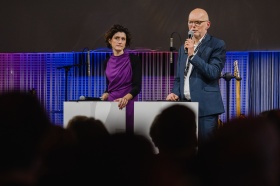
top-left (249, 52), bottom-right (280, 116)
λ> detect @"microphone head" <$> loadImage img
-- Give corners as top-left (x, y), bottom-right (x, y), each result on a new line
top-left (79, 96), bottom-right (86, 100)
top-left (170, 37), bottom-right (174, 51)
top-left (188, 30), bottom-right (194, 39)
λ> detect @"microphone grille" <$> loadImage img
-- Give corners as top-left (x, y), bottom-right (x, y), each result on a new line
top-left (79, 96), bottom-right (86, 100)
top-left (188, 30), bottom-right (194, 38)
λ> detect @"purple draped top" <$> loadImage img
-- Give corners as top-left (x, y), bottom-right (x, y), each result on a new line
top-left (106, 52), bottom-right (133, 101)
top-left (105, 51), bottom-right (137, 132)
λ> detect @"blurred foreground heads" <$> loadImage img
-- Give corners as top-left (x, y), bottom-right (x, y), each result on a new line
top-left (0, 91), bottom-right (52, 185)
top-left (197, 117), bottom-right (280, 186)
top-left (149, 104), bottom-right (199, 186)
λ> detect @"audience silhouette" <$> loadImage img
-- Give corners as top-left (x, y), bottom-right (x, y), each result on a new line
top-left (66, 115), bottom-right (110, 148)
top-left (197, 117), bottom-right (280, 186)
top-left (0, 91), bottom-right (52, 185)
top-left (97, 133), bottom-right (155, 186)
top-left (1, 91), bottom-right (280, 186)
top-left (259, 109), bottom-right (280, 131)
top-left (149, 104), bottom-right (198, 186)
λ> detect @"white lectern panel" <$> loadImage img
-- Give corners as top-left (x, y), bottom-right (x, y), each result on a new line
top-left (64, 101), bottom-right (126, 134)
top-left (134, 102), bottom-right (199, 152)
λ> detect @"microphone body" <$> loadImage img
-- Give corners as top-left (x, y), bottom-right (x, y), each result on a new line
top-left (170, 37), bottom-right (173, 63)
top-left (79, 96), bottom-right (101, 101)
top-left (184, 30), bottom-right (194, 54)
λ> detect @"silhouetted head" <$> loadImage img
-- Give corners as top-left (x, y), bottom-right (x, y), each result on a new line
top-left (150, 104), bottom-right (197, 154)
top-left (66, 115), bottom-right (110, 147)
top-left (0, 91), bottom-right (52, 170)
top-left (197, 117), bottom-right (280, 186)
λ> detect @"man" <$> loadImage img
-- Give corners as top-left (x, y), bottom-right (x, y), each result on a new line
top-left (166, 8), bottom-right (226, 145)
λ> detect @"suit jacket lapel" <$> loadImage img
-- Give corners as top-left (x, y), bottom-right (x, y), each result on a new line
top-left (190, 34), bottom-right (211, 74)
top-left (181, 50), bottom-right (188, 76)
top-left (197, 34), bottom-right (210, 56)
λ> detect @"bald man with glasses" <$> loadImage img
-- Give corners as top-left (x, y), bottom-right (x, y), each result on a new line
top-left (166, 8), bottom-right (226, 146)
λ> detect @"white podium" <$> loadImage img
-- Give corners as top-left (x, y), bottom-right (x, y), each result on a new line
top-left (63, 101), bottom-right (126, 134)
top-left (134, 102), bottom-right (199, 152)
top-left (63, 101), bottom-right (198, 145)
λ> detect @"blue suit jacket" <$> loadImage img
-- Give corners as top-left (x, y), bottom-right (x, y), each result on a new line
top-left (172, 34), bottom-right (226, 117)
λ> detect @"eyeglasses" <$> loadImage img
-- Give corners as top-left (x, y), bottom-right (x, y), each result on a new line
top-left (188, 20), bottom-right (208, 26)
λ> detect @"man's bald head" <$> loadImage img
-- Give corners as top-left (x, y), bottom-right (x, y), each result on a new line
top-left (189, 8), bottom-right (209, 21)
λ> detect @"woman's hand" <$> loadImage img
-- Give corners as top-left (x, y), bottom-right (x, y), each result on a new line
top-left (114, 97), bottom-right (128, 110)
top-left (101, 93), bottom-right (109, 101)
top-left (114, 93), bottom-right (132, 110)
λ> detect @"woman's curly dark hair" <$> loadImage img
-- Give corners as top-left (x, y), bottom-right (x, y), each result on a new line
top-left (104, 24), bottom-right (131, 48)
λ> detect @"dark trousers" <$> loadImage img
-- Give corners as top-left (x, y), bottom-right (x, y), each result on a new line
top-left (198, 114), bottom-right (219, 146)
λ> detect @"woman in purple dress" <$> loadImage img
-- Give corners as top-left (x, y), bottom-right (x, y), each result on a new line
top-left (101, 24), bottom-right (142, 133)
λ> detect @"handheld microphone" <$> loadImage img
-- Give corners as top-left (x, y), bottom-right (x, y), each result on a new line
top-left (188, 30), bottom-right (194, 39)
top-left (79, 95), bottom-right (87, 100)
top-left (170, 37), bottom-right (173, 63)
top-left (79, 96), bottom-right (101, 101)
top-left (184, 30), bottom-right (194, 54)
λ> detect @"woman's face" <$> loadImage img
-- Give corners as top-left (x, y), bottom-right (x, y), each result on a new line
top-left (109, 32), bottom-right (126, 53)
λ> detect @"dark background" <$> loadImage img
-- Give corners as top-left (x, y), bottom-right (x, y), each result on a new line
top-left (1, 0), bottom-right (279, 52)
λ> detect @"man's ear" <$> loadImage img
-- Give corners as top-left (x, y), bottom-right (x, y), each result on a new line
top-left (206, 21), bottom-right (211, 29)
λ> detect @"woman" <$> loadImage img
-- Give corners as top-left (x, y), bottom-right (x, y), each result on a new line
top-left (101, 24), bottom-right (142, 133)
